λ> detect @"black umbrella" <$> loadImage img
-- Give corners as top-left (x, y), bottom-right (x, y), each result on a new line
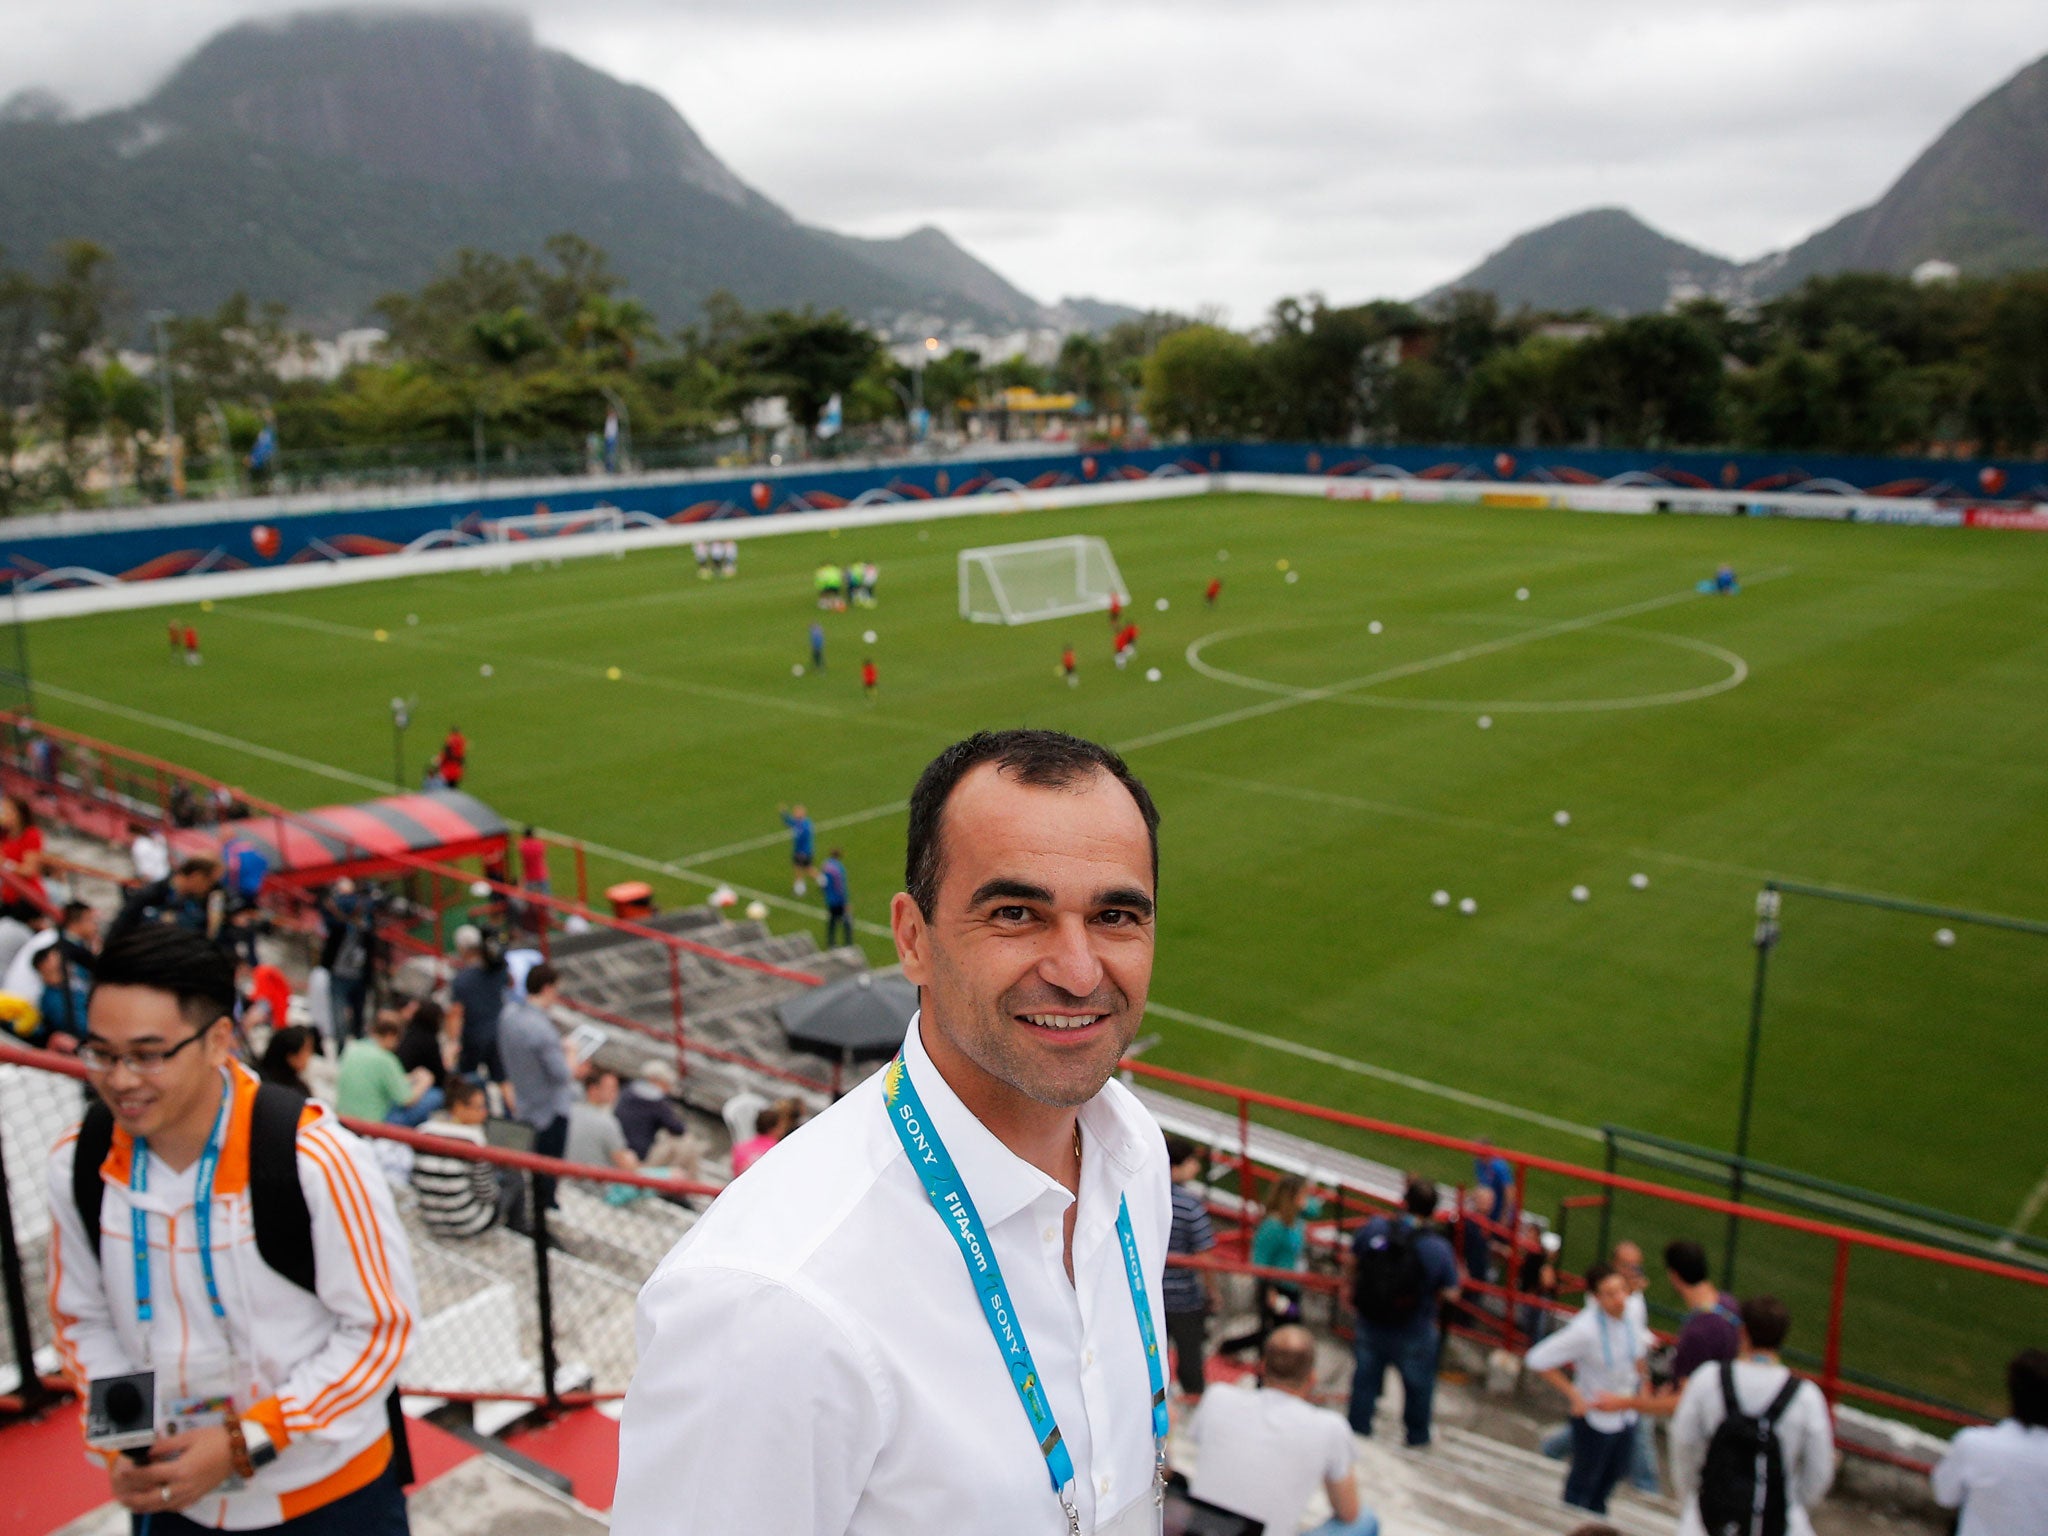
top-left (776, 971), bottom-right (918, 1080)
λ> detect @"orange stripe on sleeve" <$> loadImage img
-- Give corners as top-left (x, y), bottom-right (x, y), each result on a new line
top-left (284, 1136), bottom-right (409, 1431)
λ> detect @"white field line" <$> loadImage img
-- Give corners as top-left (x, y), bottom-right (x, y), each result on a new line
top-left (2000, 1165), bottom-right (2048, 1251)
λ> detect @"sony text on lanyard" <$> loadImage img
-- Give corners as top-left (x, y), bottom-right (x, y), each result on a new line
top-left (883, 1055), bottom-right (1168, 1536)
top-left (133, 1071), bottom-right (236, 1348)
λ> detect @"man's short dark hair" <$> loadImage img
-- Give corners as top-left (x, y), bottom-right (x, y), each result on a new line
top-left (1740, 1294), bottom-right (1792, 1352)
top-left (1583, 1261), bottom-right (1617, 1296)
top-left (904, 730), bottom-right (1159, 918)
top-left (176, 856), bottom-right (220, 879)
top-left (2008, 1348), bottom-right (2048, 1428)
top-left (1403, 1177), bottom-right (1438, 1219)
top-left (447, 1077), bottom-right (486, 1111)
top-left (1164, 1133), bottom-right (1197, 1167)
top-left (525, 963), bottom-right (557, 996)
top-left (1663, 1239), bottom-right (1710, 1287)
top-left (61, 900), bottom-right (92, 927)
top-left (91, 924), bottom-right (236, 1031)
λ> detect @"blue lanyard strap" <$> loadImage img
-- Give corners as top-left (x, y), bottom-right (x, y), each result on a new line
top-left (131, 1072), bottom-right (233, 1329)
top-left (884, 1054), bottom-right (1168, 1511)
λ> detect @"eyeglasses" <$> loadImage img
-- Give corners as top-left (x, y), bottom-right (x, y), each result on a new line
top-left (79, 1028), bottom-right (215, 1077)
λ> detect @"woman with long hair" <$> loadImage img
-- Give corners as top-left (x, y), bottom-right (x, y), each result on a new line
top-left (259, 1024), bottom-right (319, 1098)
top-left (1220, 1173), bottom-right (1312, 1357)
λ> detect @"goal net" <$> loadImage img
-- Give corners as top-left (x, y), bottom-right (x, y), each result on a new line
top-left (958, 536), bottom-right (1126, 625)
top-left (481, 506), bottom-right (627, 542)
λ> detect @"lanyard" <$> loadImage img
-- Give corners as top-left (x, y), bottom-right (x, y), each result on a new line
top-left (132, 1073), bottom-right (233, 1332)
top-left (884, 1055), bottom-right (1168, 1535)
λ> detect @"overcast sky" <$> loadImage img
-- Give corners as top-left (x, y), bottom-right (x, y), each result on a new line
top-left (6, 1), bottom-right (2044, 321)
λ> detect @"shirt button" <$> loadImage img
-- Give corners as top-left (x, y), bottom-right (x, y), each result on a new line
top-left (1043, 1226), bottom-right (1058, 1243)
top-left (1099, 1475), bottom-right (1112, 1496)
top-left (1082, 1348), bottom-right (1094, 1367)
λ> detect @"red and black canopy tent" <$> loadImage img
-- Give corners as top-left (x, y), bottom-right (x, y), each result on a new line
top-left (171, 790), bottom-right (508, 886)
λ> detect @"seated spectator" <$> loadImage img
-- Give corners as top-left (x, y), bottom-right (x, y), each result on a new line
top-left (3, 900), bottom-right (98, 1000)
top-left (32, 940), bottom-right (89, 1051)
top-left (396, 996), bottom-right (454, 1093)
top-left (1187, 1325), bottom-right (1378, 1536)
top-left (237, 956), bottom-right (294, 1036)
top-left (1931, 1347), bottom-right (2047, 1536)
top-left (1525, 1262), bottom-right (1649, 1516)
top-left (616, 1058), bottom-right (703, 1181)
top-left (336, 1012), bottom-right (442, 1126)
top-left (259, 1024), bottom-right (319, 1098)
top-left (1671, 1295), bottom-right (1834, 1536)
top-left (413, 1077), bottom-right (520, 1237)
top-left (731, 1102), bottom-right (793, 1175)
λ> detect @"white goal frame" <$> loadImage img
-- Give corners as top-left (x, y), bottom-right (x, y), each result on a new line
top-left (480, 506), bottom-right (627, 543)
top-left (958, 535), bottom-right (1127, 625)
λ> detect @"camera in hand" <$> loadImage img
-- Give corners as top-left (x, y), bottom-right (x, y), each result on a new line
top-left (86, 1371), bottom-right (157, 1457)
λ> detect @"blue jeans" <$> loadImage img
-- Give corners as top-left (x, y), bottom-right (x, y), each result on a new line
top-left (1564, 1417), bottom-right (1635, 1514)
top-left (385, 1087), bottom-right (445, 1129)
top-left (1347, 1319), bottom-right (1438, 1446)
top-left (133, 1461), bottom-right (409, 1533)
top-left (1307, 1516), bottom-right (1379, 1536)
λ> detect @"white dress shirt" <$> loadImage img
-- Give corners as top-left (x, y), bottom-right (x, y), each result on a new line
top-left (614, 1013), bottom-right (1173, 1536)
top-left (1671, 1358), bottom-right (1836, 1536)
top-left (1931, 1419), bottom-right (2048, 1536)
top-left (1525, 1303), bottom-right (1646, 1433)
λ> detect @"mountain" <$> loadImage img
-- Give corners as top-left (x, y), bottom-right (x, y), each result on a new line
top-left (1433, 53), bottom-right (2048, 314)
top-left (1429, 207), bottom-right (1738, 315)
top-left (1765, 53), bottom-right (2048, 291)
top-left (0, 10), bottom-right (1076, 334)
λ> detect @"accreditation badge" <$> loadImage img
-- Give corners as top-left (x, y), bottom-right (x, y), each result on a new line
top-left (1096, 1493), bottom-right (1164, 1536)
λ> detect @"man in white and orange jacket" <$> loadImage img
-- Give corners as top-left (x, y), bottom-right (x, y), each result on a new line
top-left (48, 924), bottom-right (419, 1532)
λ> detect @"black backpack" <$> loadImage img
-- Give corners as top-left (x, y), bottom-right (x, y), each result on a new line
top-left (72, 1083), bottom-right (413, 1487)
top-left (1697, 1362), bottom-right (1804, 1536)
top-left (1353, 1218), bottom-right (1429, 1326)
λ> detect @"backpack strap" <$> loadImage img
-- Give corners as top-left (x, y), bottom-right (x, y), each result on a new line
top-left (71, 1100), bottom-right (116, 1268)
top-left (1718, 1359), bottom-right (1742, 1419)
top-left (1759, 1372), bottom-right (1804, 1427)
top-left (247, 1083), bottom-right (317, 1295)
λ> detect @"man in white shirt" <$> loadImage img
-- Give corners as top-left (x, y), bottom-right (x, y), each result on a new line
top-left (1524, 1261), bottom-right (1649, 1515)
top-left (1188, 1326), bottom-right (1376, 1536)
top-left (1931, 1348), bottom-right (2048, 1536)
top-left (616, 729), bottom-right (1171, 1536)
top-left (1671, 1295), bottom-right (1835, 1536)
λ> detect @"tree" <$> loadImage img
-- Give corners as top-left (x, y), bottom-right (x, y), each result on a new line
top-left (733, 309), bottom-right (882, 438)
top-left (0, 251), bottom-right (43, 515)
top-left (1141, 325), bottom-right (1259, 437)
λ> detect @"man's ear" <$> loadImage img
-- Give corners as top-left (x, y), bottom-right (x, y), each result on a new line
top-left (891, 892), bottom-right (930, 986)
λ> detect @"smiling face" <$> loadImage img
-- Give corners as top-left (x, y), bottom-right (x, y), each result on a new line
top-left (84, 983), bottom-right (231, 1148)
top-left (892, 762), bottom-right (1156, 1134)
top-left (1594, 1271), bottom-right (1632, 1320)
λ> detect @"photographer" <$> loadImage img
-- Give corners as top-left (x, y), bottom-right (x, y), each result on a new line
top-left (48, 924), bottom-right (420, 1532)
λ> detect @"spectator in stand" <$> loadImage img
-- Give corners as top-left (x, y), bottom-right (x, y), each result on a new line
top-left (1347, 1177), bottom-right (1462, 1445)
top-left (1542, 1238), bottom-right (1659, 1488)
top-left (3, 899), bottom-right (98, 1000)
top-left (519, 826), bottom-right (550, 896)
top-left (237, 956), bottom-right (294, 1038)
top-left (730, 1103), bottom-right (789, 1175)
top-left (1188, 1325), bottom-right (1378, 1536)
top-left (318, 879), bottom-right (375, 1039)
top-left (1658, 1240), bottom-right (1744, 1386)
top-left (0, 793), bottom-right (48, 918)
top-left (336, 1012), bottom-right (442, 1127)
top-left (258, 1024), bottom-right (318, 1098)
top-left (130, 824), bottom-right (171, 886)
top-left (499, 962), bottom-right (575, 1210)
top-left (412, 1077), bottom-right (520, 1238)
top-left (1161, 1134), bottom-right (1220, 1401)
top-left (1221, 1173), bottom-right (1312, 1359)
top-left (395, 997), bottom-right (453, 1096)
top-left (1518, 1226), bottom-right (1563, 1343)
top-left (446, 924), bottom-right (508, 1083)
top-left (109, 855), bottom-right (230, 957)
top-left (820, 848), bottom-right (853, 948)
top-left (1525, 1261), bottom-right (1651, 1516)
top-left (32, 940), bottom-right (91, 1050)
top-left (616, 1058), bottom-right (702, 1182)
top-left (219, 829), bottom-right (270, 908)
top-left (567, 1069), bottom-right (664, 1201)
top-left (1671, 1296), bottom-right (1835, 1536)
top-left (1469, 1136), bottom-right (1515, 1283)
top-left (1932, 1348), bottom-right (2048, 1536)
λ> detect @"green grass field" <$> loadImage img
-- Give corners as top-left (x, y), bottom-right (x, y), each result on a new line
top-left (26, 490), bottom-right (2048, 1405)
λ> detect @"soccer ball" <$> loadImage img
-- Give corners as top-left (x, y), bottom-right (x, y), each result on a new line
top-left (1285, 571), bottom-right (1299, 585)
top-left (1458, 897), bottom-right (1478, 915)
top-left (373, 628), bottom-right (389, 642)
top-left (1276, 559), bottom-right (1289, 572)
top-left (1431, 890), bottom-right (1451, 907)
top-left (1934, 927), bottom-right (1957, 947)
top-left (200, 599), bottom-right (215, 612)
top-left (479, 664), bottom-right (494, 678)
top-left (1477, 715), bottom-right (1493, 730)
top-left (1155, 598), bottom-right (1169, 612)
top-left (791, 663), bottom-right (804, 676)
top-left (1629, 873), bottom-right (1650, 890)
top-left (1145, 667), bottom-right (1162, 682)
top-left (745, 900), bottom-right (769, 922)
top-left (710, 885), bottom-right (738, 910)
top-left (406, 613), bottom-right (419, 626)
top-left (606, 666), bottom-right (622, 681)
top-left (1553, 810), bottom-right (1571, 827)
top-left (863, 630), bottom-right (877, 644)
top-left (1368, 620), bottom-right (1383, 635)
top-left (1516, 588), bottom-right (1530, 601)
top-left (1571, 885), bottom-right (1590, 903)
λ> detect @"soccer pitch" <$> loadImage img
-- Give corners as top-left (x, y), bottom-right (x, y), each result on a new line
top-left (29, 492), bottom-right (2048, 1250)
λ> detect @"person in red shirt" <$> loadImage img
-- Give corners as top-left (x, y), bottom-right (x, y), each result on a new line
top-left (1113, 622), bottom-right (1139, 670)
top-left (0, 794), bottom-right (45, 916)
top-left (182, 624), bottom-right (201, 665)
top-left (167, 619), bottom-right (182, 661)
top-left (520, 825), bottom-right (550, 895)
top-left (1107, 592), bottom-right (1123, 627)
top-left (240, 959), bottom-right (295, 1034)
top-left (860, 657), bottom-right (878, 702)
top-left (1061, 646), bottom-right (1077, 688)
top-left (440, 727), bottom-right (467, 789)
top-left (1206, 576), bottom-right (1223, 607)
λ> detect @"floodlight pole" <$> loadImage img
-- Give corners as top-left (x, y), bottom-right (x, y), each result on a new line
top-left (1726, 883), bottom-right (1780, 1289)
top-left (390, 697), bottom-right (410, 790)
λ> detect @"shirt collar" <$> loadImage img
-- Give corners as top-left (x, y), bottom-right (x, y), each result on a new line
top-left (901, 1010), bottom-right (1146, 1228)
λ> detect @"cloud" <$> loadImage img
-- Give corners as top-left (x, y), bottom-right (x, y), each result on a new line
top-left (4, 0), bottom-right (2044, 318)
